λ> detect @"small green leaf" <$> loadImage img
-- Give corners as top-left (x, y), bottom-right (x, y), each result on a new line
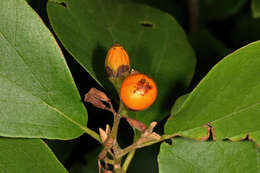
top-left (47, 0), bottom-right (196, 124)
top-left (252, 0), bottom-right (260, 18)
top-left (0, 138), bottom-right (68, 173)
top-left (0, 0), bottom-right (87, 139)
top-left (165, 41), bottom-right (260, 139)
top-left (158, 138), bottom-right (260, 173)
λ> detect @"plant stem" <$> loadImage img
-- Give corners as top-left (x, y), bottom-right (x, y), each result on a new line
top-left (82, 126), bottom-right (101, 143)
top-left (110, 113), bottom-right (121, 144)
top-left (122, 150), bottom-right (136, 172)
top-left (118, 133), bottom-right (179, 158)
top-left (188, 0), bottom-right (199, 32)
top-left (122, 129), bottom-right (138, 172)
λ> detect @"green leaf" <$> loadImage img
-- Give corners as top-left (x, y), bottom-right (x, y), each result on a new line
top-left (165, 41), bottom-right (260, 139)
top-left (249, 131), bottom-right (260, 147)
top-left (0, 0), bottom-right (87, 139)
top-left (170, 94), bottom-right (209, 140)
top-left (170, 94), bottom-right (189, 115)
top-left (229, 133), bottom-right (247, 142)
top-left (158, 138), bottom-right (260, 173)
top-left (252, 0), bottom-right (260, 18)
top-left (47, 0), bottom-right (196, 124)
top-left (0, 138), bottom-right (68, 173)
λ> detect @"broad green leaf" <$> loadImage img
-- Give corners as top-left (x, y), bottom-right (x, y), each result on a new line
top-left (158, 138), bottom-right (260, 173)
top-left (170, 94), bottom-right (209, 140)
top-left (170, 94), bottom-right (189, 115)
top-left (200, 0), bottom-right (247, 20)
top-left (252, 0), bottom-right (260, 18)
top-left (165, 41), bottom-right (260, 139)
top-left (0, 138), bottom-right (68, 173)
top-left (0, 0), bottom-right (87, 139)
top-left (47, 0), bottom-right (196, 124)
top-left (249, 131), bottom-right (260, 147)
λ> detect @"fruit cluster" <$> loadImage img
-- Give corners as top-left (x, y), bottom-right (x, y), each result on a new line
top-left (105, 43), bottom-right (157, 111)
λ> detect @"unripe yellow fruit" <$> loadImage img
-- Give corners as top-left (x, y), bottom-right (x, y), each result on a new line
top-left (105, 43), bottom-right (130, 78)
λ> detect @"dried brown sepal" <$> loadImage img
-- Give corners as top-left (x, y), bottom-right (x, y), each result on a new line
top-left (84, 88), bottom-right (116, 113)
top-left (105, 66), bottom-right (114, 78)
top-left (106, 65), bottom-right (130, 78)
top-left (125, 117), bottom-right (147, 132)
top-left (86, 88), bottom-right (110, 102)
top-left (116, 65), bottom-right (130, 77)
top-left (84, 95), bottom-right (107, 110)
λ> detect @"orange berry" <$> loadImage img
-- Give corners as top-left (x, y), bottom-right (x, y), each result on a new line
top-left (105, 43), bottom-right (130, 78)
top-left (120, 73), bottom-right (157, 111)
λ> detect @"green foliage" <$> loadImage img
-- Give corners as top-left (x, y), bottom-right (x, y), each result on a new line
top-left (158, 138), bottom-right (260, 173)
top-left (47, 0), bottom-right (196, 125)
top-left (165, 41), bottom-right (260, 139)
top-left (0, 0), bottom-right (260, 172)
top-left (0, 138), bottom-right (67, 172)
top-left (0, 0), bottom-right (87, 139)
top-left (252, 0), bottom-right (260, 18)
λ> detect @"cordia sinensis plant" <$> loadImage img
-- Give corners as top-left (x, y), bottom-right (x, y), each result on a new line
top-left (1, 0), bottom-right (260, 172)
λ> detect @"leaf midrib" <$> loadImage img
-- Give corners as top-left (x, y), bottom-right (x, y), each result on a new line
top-left (0, 72), bottom-right (85, 131)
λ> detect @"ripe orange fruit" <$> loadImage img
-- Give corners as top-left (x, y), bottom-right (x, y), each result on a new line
top-left (105, 43), bottom-right (130, 78)
top-left (120, 73), bottom-right (157, 111)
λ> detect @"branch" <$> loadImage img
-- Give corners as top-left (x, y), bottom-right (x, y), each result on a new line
top-left (82, 126), bottom-right (102, 143)
top-left (188, 0), bottom-right (199, 32)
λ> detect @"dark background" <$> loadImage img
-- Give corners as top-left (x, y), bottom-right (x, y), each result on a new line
top-left (28, 0), bottom-right (259, 172)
